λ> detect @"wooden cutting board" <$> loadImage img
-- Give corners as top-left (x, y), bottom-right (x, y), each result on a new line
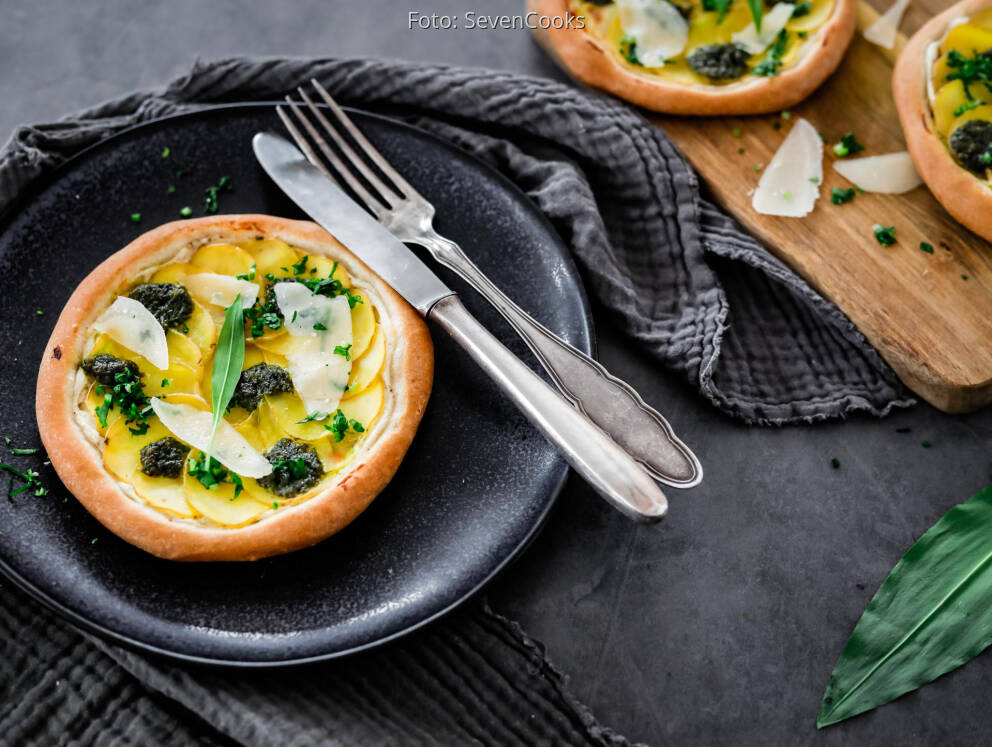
top-left (658, 0), bottom-right (992, 413)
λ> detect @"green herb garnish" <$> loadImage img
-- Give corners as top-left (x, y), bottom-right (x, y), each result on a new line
top-left (334, 343), bottom-right (352, 360)
top-left (180, 206), bottom-right (192, 217)
top-left (296, 412), bottom-right (328, 424)
top-left (10, 448), bottom-right (38, 456)
top-left (292, 255), bottom-right (309, 275)
top-left (203, 176), bottom-right (232, 215)
top-left (944, 49), bottom-right (992, 99)
top-left (324, 410), bottom-right (364, 442)
top-left (732, 126), bottom-right (742, 137)
top-left (873, 224), bottom-right (896, 246)
top-left (919, 241), bottom-right (935, 254)
top-left (161, 147), bottom-right (171, 158)
top-left (619, 34), bottom-right (642, 66)
top-left (187, 451), bottom-right (243, 496)
top-left (752, 58), bottom-right (782, 77)
top-left (831, 187), bottom-right (856, 205)
top-left (130, 213), bottom-right (142, 223)
top-left (954, 98), bottom-right (985, 116)
top-left (313, 322), bottom-right (327, 331)
top-left (237, 264), bottom-right (256, 281)
top-left (167, 185), bottom-right (176, 195)
top-left (830, 457), bottom-right (840, 469)
top-left (1, 464), bottom-right (45, 499)
top-left (833, 133), bottom-right (865, 157)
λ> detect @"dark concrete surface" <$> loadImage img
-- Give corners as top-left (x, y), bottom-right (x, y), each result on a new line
top-left (4, 0), bottom-right (991, 744)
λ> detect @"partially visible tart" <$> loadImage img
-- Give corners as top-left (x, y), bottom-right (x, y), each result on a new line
top-left (36, 215), bottom-right (433, 561)
top-left (529, 0), bottom-right (858, 114)
top-left (894, 0), bottom-right (992, 241)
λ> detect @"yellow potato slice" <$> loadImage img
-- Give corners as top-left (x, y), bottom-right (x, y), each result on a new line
top-left (132, 470), bottom-right (198, 518)
top-left (234, 412), bottom-right (267, 452)
top-left (251, 241), bottom-right (300, 280)
top-left (261, 349), bottom-right (290, 369)
top-left (182, 471), bottom-right (269, 527)
top-left (338, 378), bottom-right (384, 430)
top-left (343, 325), bottom-right (385, 399)
top-left (259, 392), bottom-right (329, 441)
top-left (350, 292), bottom-right (376, 359)
top-left (934, 25), bottom-right (992, 85)
top-left (256, 400), bottom-right (290, 450)
top-left (103, 417), bottom-right (172, 482)
top-left (167, 330), bottom-right (204, 370)
top-left (158, 392), bottom-right (209, 410)
top-left (253, 328), bottom-right (299, 357)
top-left (971, 8), bottom-right (992, 30)
top-left (190, 243), bottom-right (255, 276)
top-left (144, 362), bottom-right (201, 398)
top-left (312, 435), bottom-right (359, 474)
top-left (149, 262), bottom-right (196, 284)
top-left (305, 255), bottom-right (351, 288)
top-left (785, 0), bottom-right (834, 33)
top-left (185, 301), bottom-right (218, 356)
top-left (243, 344), bottom-right (266, 369)
top-left (933, 80), bottom-right (973, 137)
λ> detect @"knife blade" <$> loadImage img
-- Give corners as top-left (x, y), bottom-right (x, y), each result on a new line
top-left (252, 130), bottom-right (669, 522)
top-left (253, 131), bottom-right (453, 314)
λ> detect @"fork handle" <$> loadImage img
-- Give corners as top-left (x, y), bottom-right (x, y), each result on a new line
top-left (429, 295), bottom-right (666, 522)
top-left (421, 235), bottom-right (701, 488)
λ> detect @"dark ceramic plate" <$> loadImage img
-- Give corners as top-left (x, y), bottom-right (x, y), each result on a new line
top-left (0, 104), bottom-right (592, 666)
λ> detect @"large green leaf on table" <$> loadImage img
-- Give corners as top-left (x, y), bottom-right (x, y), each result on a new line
top-left (818, 485), bottom-right (992, 727)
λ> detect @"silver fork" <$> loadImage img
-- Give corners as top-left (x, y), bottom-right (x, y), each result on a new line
top-left (277, 79), bottom-right (702, 489)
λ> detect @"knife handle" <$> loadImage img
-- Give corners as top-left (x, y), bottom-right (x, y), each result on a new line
top-left (429, 295), bottom-right (667, 522)
top-left (419, 234), bottom-right (700, 488)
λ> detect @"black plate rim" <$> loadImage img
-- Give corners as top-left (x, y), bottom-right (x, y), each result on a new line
top-left (0, 102), bottom-right (594, 668)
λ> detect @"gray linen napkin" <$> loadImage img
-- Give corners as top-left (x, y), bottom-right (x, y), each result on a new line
top-left (0, 56), bottom-right (916, 745)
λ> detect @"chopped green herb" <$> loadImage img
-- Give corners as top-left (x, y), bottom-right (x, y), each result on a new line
top-left (944, 49), bottom-right (992, 99)
top-left (752, 164), bottom-right (763, 172)
top-left (291, 310), bottom-right (298, 323)
top-left (831, 187), bottom-right (856, 204)
top-left (783, 190), bottom-right (793, 199)
top-left (35, 310), bottom-right (43, 316)
top-left (187, 451), bottom-right (243, 496)
top-left (83, 359), bottom-right (151, 432)
top-left (130, 213), bottom-right (142, 223)
top-left (203, 176), bottom-right (232, 214)
top-left (962, 274), bottom-right (970, 280)
top-left (831, 457), bottom-right (840, 469)
top-left (161, 147), bottom-right (171, 158)
top-left (344, 289), bottom-right (364, 309)
top-left (921, 439), bottom-right (932, 448)
top-left (91, 537), bottom-right (98, 544)
top-left (873, 224), bottom-right (897, 246)
top-left (791, 1), bottom-right (811, 17)
top-left (11, 448), bottom-right (38, 456)
top-left (833, 133), bottom-right (865, 157)
top-left (919, 241), bottom-right (935, 254)
top-left (236, 264), bottom-right (257, 281)
top-left (313, 322), bottom-right (327, 331)
top-left (774, 121), bottom-right (782, 130)
top-left (809, 177), bottom-right (821, 184)
top-left (954, 98), bottom-right (985, 116)
top-left (161, 378), bottom-right (171, 387)
top-left (732, 126), bottom-right (742, 137)
top-left (334, 343), bottom-right (352, 360)
top-left (1, 464), bottom-right (46, 499)
top-left (781, 110), bottom-right (792, 120)
top-left (292, 255), bottom-right (309, 275)
top-left (296, 412), bottom-right (328, 424)
top-left (619, 34), bottom-right (642, 66)
top-left (272, 502), bottom-right (278, 510)
top-left (324, 409), bottom-right (363, 442)
top-left (167, 185), bottom-right (176, 195)
top-left (180, 206), bottom-right (192, 217)
top-left (752, 58), bottom-right (782, 77)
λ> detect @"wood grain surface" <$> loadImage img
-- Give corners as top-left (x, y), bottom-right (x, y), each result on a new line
top-left (659, 0), bottom-right (992, 413)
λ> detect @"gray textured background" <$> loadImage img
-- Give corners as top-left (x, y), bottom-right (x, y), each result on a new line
top-left (4, 0), bottom-right (992, 744)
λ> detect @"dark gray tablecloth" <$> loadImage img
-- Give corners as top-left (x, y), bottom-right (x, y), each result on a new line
top-left (0, 56), bottom-right (916, 745)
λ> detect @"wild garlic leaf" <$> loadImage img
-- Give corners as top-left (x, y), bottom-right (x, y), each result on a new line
top-left (207, 293), bottom-right (245, 461)
top-left (818, 485), bottom-right (992, 727)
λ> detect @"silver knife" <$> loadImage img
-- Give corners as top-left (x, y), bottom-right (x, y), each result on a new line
top-left (253, 131), bottom-right (667, 522)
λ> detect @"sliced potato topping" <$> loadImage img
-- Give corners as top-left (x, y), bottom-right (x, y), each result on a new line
top-left (79, 240), bottom-right (386, 528)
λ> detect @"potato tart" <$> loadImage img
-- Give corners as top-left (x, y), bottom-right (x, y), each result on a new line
top-left (529, 0), bottom-right (857, 114)
top-left (894, 0), bottom-right (992, 241)
top-left (36, 215), bottom-right (433, 561)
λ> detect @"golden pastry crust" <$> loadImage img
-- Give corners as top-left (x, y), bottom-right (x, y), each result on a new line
top-left (36, 215), bottom-right (434, 561)
top-left (894, 0), bottom-right (992, 242)
top-left (529, 0), bottom-right (858, 115)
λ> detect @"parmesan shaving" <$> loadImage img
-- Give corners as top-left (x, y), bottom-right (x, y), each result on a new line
top-left (863, 0), bottom-right (912, 49)
top-left (752, 118), bottom-right (823, 217)
top-left (833, 152), bottom-right (923, 194)
top-left (93, 296), bottom-right (169, 370)
top-left (185, 273), bottom-right (259, 309)
top-left (732, 3), bottom-right (795, 55)
top-left (616, 0), bottom-right (689, 66)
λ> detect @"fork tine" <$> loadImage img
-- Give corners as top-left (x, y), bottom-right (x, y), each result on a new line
top-left (309, 79), bottom-right (420, 199)
top-left (297, 87), bottom-right (402, 207)
top-left (280, 97), bottom-right (387, 218)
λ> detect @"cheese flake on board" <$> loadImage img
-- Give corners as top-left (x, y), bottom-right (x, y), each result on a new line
top-left (150, 398), bottom-right (272, 478)
top-left (833, 152), bottom-right (923, 194)
top-left (863, 0), bottom-right (912, 49)
top-left (617, 0), bottom-right (689, 66)
top-left (752, 117), bottom-right (823, 217)
top-left (93, 296), bottom-right (169, 370)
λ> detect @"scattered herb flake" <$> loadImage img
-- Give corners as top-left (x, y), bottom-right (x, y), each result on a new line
top-left (781, 110), bottom-right (792, 120)
top-left (313, 322), bottom-right (327, 331)
top-left (130, 213), bottom-right (142, 223)
top-left (334, 343), bottom-right (352, 360)
top-left (919, 241), bottom-right (935, 254)
top-left (35, 310), bottom-right (43, 316)
top-left (732, 126), bottom-right (742, 137)
top-left (873, 224), bottom-right (897, 246)
top-left (833, 133), bottom-right (865, 157)
top-left (167, 185), bottom-right (176, 194)
top-left (619, 34), bottom-right (643, 67)
top-left (921, 440), bottom-right (932, 448)
top-left (954, 98), bottom-right (985, 116)
top-left (11, 448), bottom-right (38, 456)
top-left (292, 255), bottom-right (309, 276)
top-left (180, 206), bottom-right (192, 217)
top-left (161, 147), bottom-right (171, 158)
top-left (831, 458), bottom-right (840, 469)
top-left (831, 187), bottom-right (856, 205)
top-left (203, 176), bottom-right (232, 214)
